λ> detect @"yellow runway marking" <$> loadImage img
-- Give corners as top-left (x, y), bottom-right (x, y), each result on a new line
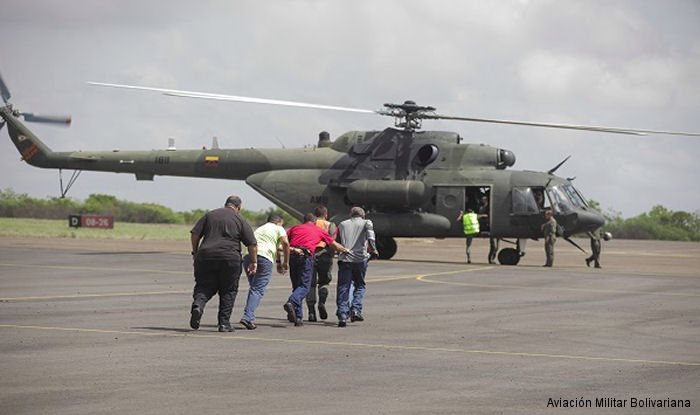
top-left (0, 262), bottom-right (189, 275)
top-left (1, 323), bottom-right (697, 367)
top-left (0, 267), bottom-right (474, 301)
top-left (0, 290), bottom-right (190, 301)
top-left (416, 275), bottom-right (700, 297)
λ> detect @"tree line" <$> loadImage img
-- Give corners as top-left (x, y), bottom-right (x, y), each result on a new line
top-left (0, 188), bottom-right (298, 227)
top-left (0, 189), bottom-right (697, 241)
top-left (587, 200), bottom-right (699, 242)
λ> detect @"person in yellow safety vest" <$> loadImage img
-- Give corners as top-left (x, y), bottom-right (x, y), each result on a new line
top-left (305, 205), bottom-right (338, 321)
top-left (457, 209), bottom-right (480, 264)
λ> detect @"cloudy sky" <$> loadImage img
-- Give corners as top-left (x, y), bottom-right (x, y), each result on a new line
top-left (1, 0), bottom-right (698, 217)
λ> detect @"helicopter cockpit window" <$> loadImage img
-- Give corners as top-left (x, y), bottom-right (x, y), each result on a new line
top-left (563, 185), bottom-right (586, 208)
top-left (547, 186), bottom-right (574, 213)
top-left (512, 187), bottom-right (539, 214)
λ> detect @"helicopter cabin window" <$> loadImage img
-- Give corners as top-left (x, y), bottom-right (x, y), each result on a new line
top-left (512, 187), bottom-right (540, 214)
top-left (547, 186), bottom-right (574, 213)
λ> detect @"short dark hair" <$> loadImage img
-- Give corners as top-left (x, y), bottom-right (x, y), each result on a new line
top-left (303, 213), bottom-right (316, 223)
top-left (313, 205), bottom-right (328, 218)
top-left (267, 213), bottom-right (283, 224)
top-left (224, 195), bottom-right (242, 207)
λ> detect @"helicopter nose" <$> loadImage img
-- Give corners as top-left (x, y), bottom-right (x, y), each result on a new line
top-left (575, 209), bottom-right (605, 232)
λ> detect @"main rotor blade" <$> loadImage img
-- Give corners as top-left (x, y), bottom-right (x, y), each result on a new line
top-left (423, 114), bottom-right (700, 137)
top-left (0, 72), bottom-right (11, 104)
top-left (21, 112), bottom-right (72, 126)
top-left (88, 82), bottom-right (376, 114)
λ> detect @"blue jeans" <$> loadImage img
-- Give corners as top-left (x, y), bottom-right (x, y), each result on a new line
top-left (241, 255), bottom-right (273, 322)
top-left (336, 260), bottom-right (367, 318)
top-left (288, 254), bottom-right (314, 319)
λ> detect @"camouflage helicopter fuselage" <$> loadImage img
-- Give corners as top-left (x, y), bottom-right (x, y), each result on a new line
top-left (3, 104), bottom-right (604, 261)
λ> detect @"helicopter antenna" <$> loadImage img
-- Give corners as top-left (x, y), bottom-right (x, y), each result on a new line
top-left (548, 155), bottom-right (571, 175)
top-left (564, 237), bottom-right (588, 254)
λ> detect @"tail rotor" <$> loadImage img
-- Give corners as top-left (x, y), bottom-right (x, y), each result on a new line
top-left (0, 71), bottom-right (72, 130)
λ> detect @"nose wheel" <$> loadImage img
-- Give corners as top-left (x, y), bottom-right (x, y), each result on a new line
top-left (497, 247), bottom-right (521, 265)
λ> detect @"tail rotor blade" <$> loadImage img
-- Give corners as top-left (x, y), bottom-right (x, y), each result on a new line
top-left (0, 72), bottom-right (11, 104)
top-left (21, 112), bottom-right (72, 126)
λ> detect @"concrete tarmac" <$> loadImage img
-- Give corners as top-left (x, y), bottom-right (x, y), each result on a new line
top-left (1, 236), bottom-right (699, 414)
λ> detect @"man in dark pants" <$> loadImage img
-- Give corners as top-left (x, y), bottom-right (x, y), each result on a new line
top-left (305, 205), bottom-right (337, 321)
top-left (285, 213), bottom-right (349, 326)
top-left (479, 195), bottom-right (499, 264)
top-left (189, 195), bottom-right (257, 332)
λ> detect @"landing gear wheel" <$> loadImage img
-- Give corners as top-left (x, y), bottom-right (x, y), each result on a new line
top-left (497, 248), bottom-right (521, 265)
top-left (376, 237), bottom-right (397, 260)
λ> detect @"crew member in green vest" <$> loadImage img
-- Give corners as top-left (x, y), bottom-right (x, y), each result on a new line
top-left (457, 209), bottom-right (480, 264)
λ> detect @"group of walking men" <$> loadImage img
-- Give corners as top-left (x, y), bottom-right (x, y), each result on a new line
top-left (188, 195), bottom-right (377, 332)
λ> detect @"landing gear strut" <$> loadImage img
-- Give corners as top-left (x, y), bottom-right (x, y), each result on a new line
top-left (376, 237), bottom-right (397, 260)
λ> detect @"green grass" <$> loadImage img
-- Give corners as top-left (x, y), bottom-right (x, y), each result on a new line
top-left (0, 217), bottom-right (191, 240)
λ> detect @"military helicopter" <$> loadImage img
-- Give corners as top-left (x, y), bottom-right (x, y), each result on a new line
top-left (2, 74), bottom-right (698, 264)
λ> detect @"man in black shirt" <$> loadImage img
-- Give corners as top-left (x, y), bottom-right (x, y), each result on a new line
top-left (189, 195), bottom-right (257, 332)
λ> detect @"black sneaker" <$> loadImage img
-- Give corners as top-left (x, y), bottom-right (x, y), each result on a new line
top-left (218, 324), bottom-right (234, 332)
top-left (240, 319), bottom-right (257, 330)
top-left (190, 306), bottom-right (202, 330)
top-left (308, 311), bottom-right (317, 322)
top-left (338, 318), bottom-right (347, 327)
top-left (318, 303), bottom-right (328, 320)
top-left (294, 317), bottom-right (304, 327)
top-left (283, 302), bottom-right (296, 323)
top-left (350, 309), bottom-right (364, 322)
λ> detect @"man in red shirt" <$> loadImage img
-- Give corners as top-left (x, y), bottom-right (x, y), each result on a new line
top-left (284, 213), bottom-right (349, 326)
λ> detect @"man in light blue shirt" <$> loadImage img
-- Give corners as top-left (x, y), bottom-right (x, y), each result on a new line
top-left (336, 207), bottom-right (378, 327)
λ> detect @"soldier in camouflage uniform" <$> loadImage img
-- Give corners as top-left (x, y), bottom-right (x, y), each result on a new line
top-left (585, 227), bottom-right (603, 268)
top-left (541, 209), bottom-right (557, 267)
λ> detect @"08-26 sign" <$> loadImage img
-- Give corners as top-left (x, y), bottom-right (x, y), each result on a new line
top-left (68, 215), bottom-right (114, 229)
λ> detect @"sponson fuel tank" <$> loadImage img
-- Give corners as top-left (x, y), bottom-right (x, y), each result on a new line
top-left (346, 180), bottom-right (427, 209)
top-left (365, 212), bottom-right (452, 237)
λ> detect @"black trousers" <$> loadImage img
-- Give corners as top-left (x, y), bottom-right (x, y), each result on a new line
top-left (192, 259), bottom-right (242, 326)
top-left (306, 252), bottom-right (333, 307)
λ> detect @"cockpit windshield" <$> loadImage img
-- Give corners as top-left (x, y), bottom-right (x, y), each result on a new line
top-left (547, 186), bottom-right (574, 213)
top-left (563, 185), bottom-right (587, 208)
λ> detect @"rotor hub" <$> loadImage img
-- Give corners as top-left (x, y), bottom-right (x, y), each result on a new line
top-left (380, 101), bottom-right (437, 131)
